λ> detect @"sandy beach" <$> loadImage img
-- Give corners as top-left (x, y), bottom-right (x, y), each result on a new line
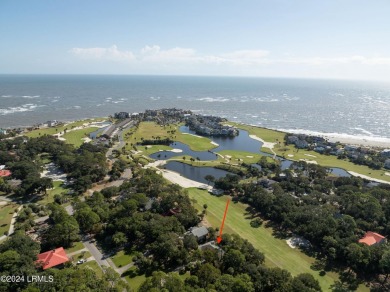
top-left (325, 135), bottom-right (390, 149)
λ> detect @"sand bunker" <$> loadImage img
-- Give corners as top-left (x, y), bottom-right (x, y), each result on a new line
top-left (299, 159), bottom-right (318, 164)
top-left (170, 149), bottom-right (183, 153)
top-left (211, 141), bottom-right (219, 146)
top-left (288, 154), bottom-right (294, 157)
top-left (182, 133), bottom-right (203, 138)
top-left (82, 137), bottom-right (92, 143)
top-left (249, 134), bottom-right (276, 149)
top-left (246, 156), bottom-right (254, 158)
top-left (304, 154), bottom-right (317, 158)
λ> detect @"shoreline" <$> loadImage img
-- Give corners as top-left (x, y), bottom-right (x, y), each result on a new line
top-left (238, 123), bottom-right (390, 149)
top-left (5, 115), bottom-right (390, 149)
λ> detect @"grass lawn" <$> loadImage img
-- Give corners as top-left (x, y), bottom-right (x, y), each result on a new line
top-left (36, 181), bottom-right (66, 205)
top-left (65, 241), bottom-right (85, 254)
top-left (83, 260), bottom-right (103, 277)
top-left (227, 122), bottom-right (286, 144)
top-left (111, 250), bottom-right (134, 268)
top-left (0, 203), bottom-right (18, 235)
top-left (232, 123), bottom-right (390, 183)
top-left (71, 250), bottom-right (91, 262)
top-left (125, 122), bottom-right (216, 152)
top-left (186, 188), bottom-right (339, 291)
top-left (123, 267), bottom-right (147, 290)
top-left (25, 118), bottom-right (107, 138)
top-left (136, 145), bottom-right (173, 156)
top-left (62, 127), bottom-right (99, 147)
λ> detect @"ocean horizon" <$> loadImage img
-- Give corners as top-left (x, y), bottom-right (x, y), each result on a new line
top-left (1, 74), bottom-right (390, 144)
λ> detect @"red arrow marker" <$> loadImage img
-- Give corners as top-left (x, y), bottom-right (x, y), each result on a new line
top-left (216, 199), bottom-right (230, 244)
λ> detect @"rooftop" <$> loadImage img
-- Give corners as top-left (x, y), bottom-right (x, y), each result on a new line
top-left (191, 226), bottom-right (209, 238)
top-left (36, 247), bottom-right (69, 270)
top-left (358, 231), bottom-right (385, 246)
top-left (0, 170), bottom-right (11, 177)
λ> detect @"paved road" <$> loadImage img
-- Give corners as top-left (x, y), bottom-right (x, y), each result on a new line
top-left (82, 239), bottom-right (111, 269)
top-left (106, 121), bottom-right (135, 160)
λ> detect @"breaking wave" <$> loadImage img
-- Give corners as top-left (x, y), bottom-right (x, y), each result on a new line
top-left (0, 104), bottom-right (45, 115)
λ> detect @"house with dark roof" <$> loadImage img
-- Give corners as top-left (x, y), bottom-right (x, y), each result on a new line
top-left (385, 159), bottom-right (390, 170)
top-left (358, 231), bottom-right (386, 246)
top-left (36, 247), bottom-right (69, 270)
top-left (190, 226), bottom-right (209, 242)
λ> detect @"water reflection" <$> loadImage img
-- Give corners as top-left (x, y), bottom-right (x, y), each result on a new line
top-left (164, 161), bottom-right (233, 184)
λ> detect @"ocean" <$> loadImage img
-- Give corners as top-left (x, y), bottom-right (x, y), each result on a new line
top-left (1, 75), bottom-right (390, 143)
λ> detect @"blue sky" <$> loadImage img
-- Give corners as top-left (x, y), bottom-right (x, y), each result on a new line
top-left (1, 0), bottom-right (390, 80)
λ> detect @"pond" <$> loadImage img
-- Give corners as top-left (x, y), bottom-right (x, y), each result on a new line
top-left (180, 126), bottom-right (272, 155)
top-left (89, 123), bottom-right (112, 139)
top-left (163, 161), bottom-right (233, 184)
top-left (150, 141), bottom-right (218, 161)
top-left (149, 125), bottom-right (350, 178)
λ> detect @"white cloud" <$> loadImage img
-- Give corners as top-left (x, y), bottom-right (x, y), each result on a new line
top-left (69, 44), bottom-right (390, 69)
top-left (69, 45), bottom-right (135, 61)
top-left (140, 45), bottom-right (197, 62)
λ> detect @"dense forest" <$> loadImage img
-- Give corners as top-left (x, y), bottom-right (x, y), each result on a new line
top-left (215, 161), bottom-right (390, 290)
top-left (1, 131), bottom-right (390, 291)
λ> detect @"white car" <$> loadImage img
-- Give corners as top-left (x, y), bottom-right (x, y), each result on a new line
top-left (77, 259), bottom-right (86, 264)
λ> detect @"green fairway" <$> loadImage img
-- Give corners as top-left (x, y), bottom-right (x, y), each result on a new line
top-left (25, 118), bottom-right (107, 138)
top-left (227, 122), bottom-right (286, 144)
top-left (0, 203), bottom-right (18, 235)
top-left (62, 127), bottom-right (98, 147)
top-left (124, 122), bottom-right (216, 152)
top-left (186, 188), bottom-right (339, 291)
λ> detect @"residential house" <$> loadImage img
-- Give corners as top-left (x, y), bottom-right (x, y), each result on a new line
top-left (358, 231), bottom-right (386, 246)
top-left (286, 135), bottom-right (299, 144)
top-left (258, 179), bottom-right (277, 189)
top-left (366, 182), bottom-right (380, 188)
top-left (382, 149), bottom-right (390, 158)
top-left (47, 120), bottom-right (58, 127)
top-left (0, 129), bottom-right (7, 135)
top-left (114, 112), bottom-right (130, 119)
top-left (0, 170), bottom-right (11, 177)
top-left (385, 159), bottom-right (390, 169)
top-left (36, 247), bottom-right (70, 270)
top-left (314, 146), bottom-right (325, 154)
top-left (345, 145), bottom-right (358, 152)
top-left (295, 140), bottom-right (308, 149)
top-left (190, 226), bottom-right (209, 242)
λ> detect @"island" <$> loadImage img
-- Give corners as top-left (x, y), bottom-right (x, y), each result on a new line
top-left (0, 108), bottom-right (389, 291)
